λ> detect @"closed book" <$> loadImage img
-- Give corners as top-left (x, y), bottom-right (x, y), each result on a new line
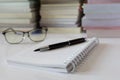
top-left (82, 17), bottom-right (120, 27)
top-left (84, 13), bottom-right (120, 19)
top-left (84, 4), bottom-right (120, 14)
top-left (0, 2), bottom-right (78, 13)
top-left (0, 0), bottom-right (27, 2)
top-left (86, 27), bottom-right (120, 38)
top-left (0, 15), bottom-right (77, 27)
top-left (0, 13), bottom-right (77, 19)
top-left (0, 0), bottom-right (77, 4)
top-left (40, 0), bottom-right (78, 4)
top-left (0, 18), bottom-right (30, 24)
top-left (88, 0), bottom-right (120, 4)
top-left (0, 18), bottom-right (77, 27)
top-left (84, 4), bottom-right (120, 19)
top-left (7, 37), bottom-right (99, 73)
top-left (0, 13), bottom-right (31, 19)
top-left (41, 24), bottom-right (77, 27)
top-left (0, 2), bottom-right (30, 13)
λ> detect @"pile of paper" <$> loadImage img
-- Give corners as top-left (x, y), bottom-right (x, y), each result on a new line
top-left (0, 0), bottom-right (79, 28)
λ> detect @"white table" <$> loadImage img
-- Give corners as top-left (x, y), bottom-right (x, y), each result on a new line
top-left (0, 34), bottom-right (120, 80)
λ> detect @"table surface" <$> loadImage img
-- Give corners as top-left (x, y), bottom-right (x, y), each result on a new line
top-left (0, 33), bottom-right (120, 80)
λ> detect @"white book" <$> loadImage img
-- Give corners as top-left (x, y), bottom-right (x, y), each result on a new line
top-left (86, 29), bottom-right (120, 38)
top-left (0, 0), bottom-right (77, 3)
top-left (0, 2), bottom-right (30, 13)
top-left (0, 0), bottom-right (27, 2)
top-left (0, 18), bottom-right (30, 24)
top-left (88, 0), bottom-right (120, 4)
top-left (0, 13), bottom-right (31, 19)
top-left (0, 18), bottom-right (76, 26)
top-left (0, 19), bottom-right (78, 27)
top-left (82, 17), bottom-right (120, 27)
top-left (42, 18), bottom-right (77, 22)
top-left (84, 4), bottom-right (120, 14)
top-left (41, 10), bottom-right (78, 15)
top-left (41, 21), bottom-right (76, 25)
top-left (40, 0), bottom-right (78, 4)
top-left (85, 13), bottom-right (120, 19)
top-left (7, 37), bottom-right (99, 73)
top-left (0, 2), bottom-right (78, 13)
top-left (0, 13), bottom-right (77, 19)
top-left (41, 24), bottom-right (77, 27)
top-left (0, 23), bottom-right (32, 28)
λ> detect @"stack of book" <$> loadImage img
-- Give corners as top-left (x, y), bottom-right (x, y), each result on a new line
top-left (0, 0), bottom-right (79, 28)
top-left (82, 0), bottom-right (120, 37)
top-left (0, 2), bottom-right (29, 28)
top-left (41, 3), bottom-right (79, 27)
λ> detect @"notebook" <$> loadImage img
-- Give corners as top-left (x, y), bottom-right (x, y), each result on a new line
top-left (7, 37), bottom-right (99, 73)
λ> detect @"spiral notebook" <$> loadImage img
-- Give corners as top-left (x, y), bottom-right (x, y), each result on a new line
top-left (7, 37), bottom-right (99, 73)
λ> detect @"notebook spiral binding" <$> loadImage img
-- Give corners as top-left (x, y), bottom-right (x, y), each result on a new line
top-left (66, 38), bottom-right (99, 72)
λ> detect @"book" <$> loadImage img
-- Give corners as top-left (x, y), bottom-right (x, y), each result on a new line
top-left (84, 4), bottom-right (120, 14)
top-left (0, 19), bottom-right (77, 28)
top-left (0, 18), bottom-right (77, 27)
top-left (0, 14), bottom-right (77, 21)
top-left (82, 17), bottom-right (120, 27)
top-left (0, 19), bottom-right (30, 24)
top-left (83, 2), bottom-right (120, 37)
top-left (0, 0), bottom-right (27, 2)
top-left (88, 0), bottom-right (120, 4)
top-left (84, 3), bottom-right (120, 19)
top-left (86, 27), bottom-right (120, 38)
top-left (0, 0), bottom-right (78, 4)
top-left (0, 13), bottom-right (31, 19)
top-left (0, 2), bottom-right (30, 13)
top-left (0, 2), bottom-right (78, 13)
top-left (0, 23), bottom-right (32, 28)
top-left (41, 0), bottom-right (78, 4)
top-left (7, 37), bottom-right (99, 73)
top-left (0, 3), bottom-right (78, 27)
top-left (83, 13), bottom-right (120, 19)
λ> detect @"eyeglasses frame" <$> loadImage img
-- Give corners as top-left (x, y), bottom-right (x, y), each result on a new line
top-left (2, 27), bottom-right (48, 44)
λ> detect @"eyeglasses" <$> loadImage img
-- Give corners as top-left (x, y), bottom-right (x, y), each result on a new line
top-left (2, 27), bottom-right (48, 44)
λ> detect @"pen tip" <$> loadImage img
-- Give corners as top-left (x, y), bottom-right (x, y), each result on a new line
top-left (34, 49), bottom-right (40, 52)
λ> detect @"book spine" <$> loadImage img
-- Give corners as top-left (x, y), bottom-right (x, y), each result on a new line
top-left (66, 38), bottom-right (99, 72)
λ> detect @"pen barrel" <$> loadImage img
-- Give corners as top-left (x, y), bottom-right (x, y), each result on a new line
top-left (49, 38), bottom-right (86, 50)
top-left (69, 38), bottom-right (86, 45)
top-left (49, 42), bottom-right (69, 50)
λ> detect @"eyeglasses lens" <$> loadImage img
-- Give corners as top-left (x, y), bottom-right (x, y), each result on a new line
top-left (29, 29), bottom-right (46, 42)
top-left (5, 31), bottom-right (23, 43)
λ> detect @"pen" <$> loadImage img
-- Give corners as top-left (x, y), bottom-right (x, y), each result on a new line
top-left (34, 38), bottom-right (86, 52)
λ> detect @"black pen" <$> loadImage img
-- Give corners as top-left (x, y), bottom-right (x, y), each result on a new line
top-left (34, 38), bottom-right (86, 52)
